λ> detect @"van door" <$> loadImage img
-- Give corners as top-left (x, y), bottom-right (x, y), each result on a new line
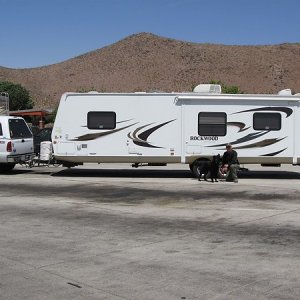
top-left (9, 118), bottom-right (33, 157)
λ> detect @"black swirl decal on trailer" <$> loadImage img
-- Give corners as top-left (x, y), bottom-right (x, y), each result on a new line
top-left (72, 122), bottom-right (138, 141)
top-left (227, 122), bottom-right (250, 132)
top-left (128, 119), bottom-right (176, 148)
top-left (207, 131), bottom-right (269, 148)
top-left (233, 137), bottom-right (286, 149)
top-left (117, 118), bottom-right (134, 124)
top-left (260, 148), bottom-right (287, 156)
top-left (80, 118), bottom-right (134, 128)
top-left (232, 107), bottom-right (293, 118)
top-left (127, 123), bottom-right (155, 143)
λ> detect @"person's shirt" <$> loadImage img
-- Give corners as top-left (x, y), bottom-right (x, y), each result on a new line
top-left (222, 150), bottom-right (239, 165)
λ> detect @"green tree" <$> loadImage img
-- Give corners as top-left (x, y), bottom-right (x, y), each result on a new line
top-left (46, 105), bottom-right (58, 123)
top-left (0, 81), bottom-right (34, 111)
top-left (209, 80), bottom-right (242, 94)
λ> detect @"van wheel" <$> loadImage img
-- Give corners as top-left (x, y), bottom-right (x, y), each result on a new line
top-left (0, 163), bottom-right (15, 172)
top-left (190, 159), bottom-right (210, 178)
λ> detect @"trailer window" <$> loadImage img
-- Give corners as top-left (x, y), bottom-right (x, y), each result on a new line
top-left (9, 119), bottom-right (32, 139)
top-left (253, 113), bottom-right (281, 130)
top-left (198, 112), bottom-right (227, 136)
top-left (87, 111), bottom-right (116, 130)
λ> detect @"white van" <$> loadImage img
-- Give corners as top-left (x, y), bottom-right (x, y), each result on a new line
top-left (0, 93), bottom-right (34, 171)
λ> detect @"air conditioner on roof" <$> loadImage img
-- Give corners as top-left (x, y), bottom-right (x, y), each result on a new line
top-left (193, 84), bottom-right (222, 94)
top-left (278, 89), bottom-right (292, 96)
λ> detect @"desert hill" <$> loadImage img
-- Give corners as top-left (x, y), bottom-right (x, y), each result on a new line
top-left (0, 33), bottom-right (300, 108)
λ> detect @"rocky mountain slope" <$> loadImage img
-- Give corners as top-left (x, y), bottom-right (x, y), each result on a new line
top-left (1, 33), bottom-right (300, 108)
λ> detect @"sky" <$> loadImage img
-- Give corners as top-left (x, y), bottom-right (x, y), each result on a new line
top-left (1, 0), bottom-right (300, 68)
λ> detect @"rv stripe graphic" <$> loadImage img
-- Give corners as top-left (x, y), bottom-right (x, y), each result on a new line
top-left (72, 119), bottom-right (176, 148)
top-left (261, 148), bottom-right (287, 156)
top-left (128, 123), bottom-right (155, 143)
top-left (72, 122), bottom-right (138, 141)
top-left (128, 119), bottom-right (176, 148)
top-left (117, 118), bottom-right (134, 124)
top-left (233, 137), bottom-right (286, 149)
top-left (227, 122), bottom-right (250, 132)
top-left (232, 107), bottom-right (293, 118)
top-left (207, 131), bottom-right (269, 148)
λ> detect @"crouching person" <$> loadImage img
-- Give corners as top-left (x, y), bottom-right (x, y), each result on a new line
top-left (222, 144), bottom-right (239, 183)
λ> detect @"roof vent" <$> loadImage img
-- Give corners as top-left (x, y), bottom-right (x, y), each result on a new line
top-left (278, 89), bottom-right (292, 96)
top-left (193, 84), bottom-right (222, 94)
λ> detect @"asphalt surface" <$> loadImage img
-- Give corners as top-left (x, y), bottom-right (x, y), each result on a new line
top-left (0, 163), bottom-right (299, 299)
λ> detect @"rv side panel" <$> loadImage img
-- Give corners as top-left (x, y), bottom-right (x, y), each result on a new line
top-left (53, 91), bottom-right (300, 167)
top-left (53, 93), bottom-right (182, 163)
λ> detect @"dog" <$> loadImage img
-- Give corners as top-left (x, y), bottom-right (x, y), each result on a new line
top-left (198, 154), bottom-right (221, 182)
top-left (210, 154), bottom-right (221, 182)
top-left (197, 162), bottom-right (209, 182)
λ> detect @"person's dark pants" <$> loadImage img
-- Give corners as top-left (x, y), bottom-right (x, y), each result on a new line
top-left (226, 164), bottom-right (239, 182)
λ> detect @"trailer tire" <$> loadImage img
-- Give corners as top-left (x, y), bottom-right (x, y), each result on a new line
top-left (190, 159), bottom-right (210, 178)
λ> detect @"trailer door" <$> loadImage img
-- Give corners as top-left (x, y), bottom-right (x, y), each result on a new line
top-left (181, 99), bottom-right (227, 163)
top-left (292, 101), bottom-right (300, 163)
top-left (181, 100), bottom-right (204, 163)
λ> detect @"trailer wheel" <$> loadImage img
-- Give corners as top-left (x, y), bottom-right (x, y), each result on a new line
top-left (0, 163), bottom-right (15, 173)
top-left (190, 159), bottom-right (210, 178)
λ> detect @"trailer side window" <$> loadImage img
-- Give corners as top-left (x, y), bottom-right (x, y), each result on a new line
top-left (253, 113), bottom-right (281, 130)
top-left (0, 123), bottom-right (2, 136)
top-left (87, 111), bottom-right (116, 130)
top-left (198, 112), bottom-right (227, 136)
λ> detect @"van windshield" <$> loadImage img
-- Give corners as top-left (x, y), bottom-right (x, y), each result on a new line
top-left (9, 119), bottom-right (32, 139)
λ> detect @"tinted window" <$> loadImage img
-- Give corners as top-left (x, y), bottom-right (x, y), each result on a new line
top-left (35, 128), bottom-right (52, 140)
top-left (198, 112), bottom-right (227, 136)
top-left (9, 119), bottom-right (32, 139)
top-left (253, 113), bottom-right (281, 130)
top-left (87, 112), bottom-right (116, 130)
top-left (0, 123), bottom-right (2, 136)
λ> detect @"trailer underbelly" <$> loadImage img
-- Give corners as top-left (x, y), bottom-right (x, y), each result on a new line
top-left (54, 155), bottom-right (182, 164)
top-left (54, 154), bottom-right (297, 165)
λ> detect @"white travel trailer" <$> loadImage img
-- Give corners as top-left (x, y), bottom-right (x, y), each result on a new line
top-left (0, 92), bottom-right (34, 171)
top-left (52, 85), bottom-right (300, 176)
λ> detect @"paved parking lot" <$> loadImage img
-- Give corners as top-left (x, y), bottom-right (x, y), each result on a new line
top-left (0, 164), bottom-right (299, 299)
